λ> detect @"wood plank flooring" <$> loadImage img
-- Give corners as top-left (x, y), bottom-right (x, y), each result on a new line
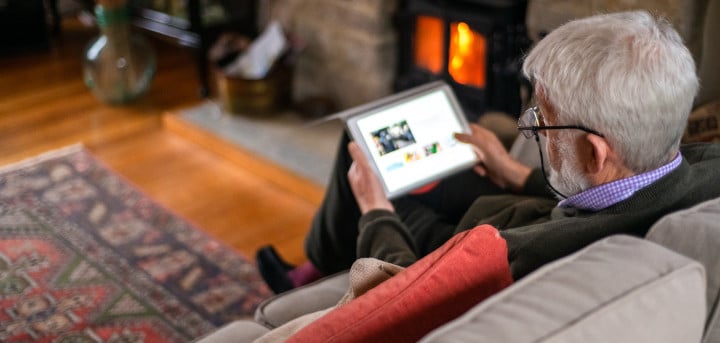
top-left (0, 18), bottom-right (318, 266)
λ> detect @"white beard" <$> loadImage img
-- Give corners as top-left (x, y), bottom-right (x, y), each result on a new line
top-left (547, 138), bottom-right (592, 198)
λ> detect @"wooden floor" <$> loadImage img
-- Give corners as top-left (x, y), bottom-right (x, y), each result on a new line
top-left (0, 18), bottom-right (319, 266)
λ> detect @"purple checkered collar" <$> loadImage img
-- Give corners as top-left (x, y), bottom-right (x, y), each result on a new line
top-left (558, 152), bottom-right (682, 211)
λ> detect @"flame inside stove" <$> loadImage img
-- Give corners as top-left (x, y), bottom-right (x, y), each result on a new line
top-left (414, 16), bottom-right (486, 89)
top-left (450, 22), bottom-right (486, 88)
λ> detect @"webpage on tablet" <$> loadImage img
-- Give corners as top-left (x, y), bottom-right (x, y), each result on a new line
top-left (352, 86), bottom-right (477, 196)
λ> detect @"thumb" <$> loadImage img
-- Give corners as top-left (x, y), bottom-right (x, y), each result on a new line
top-left (348, 142), bottom-right (370, 168)
top-left (454, 132), bottom-right (471, 144)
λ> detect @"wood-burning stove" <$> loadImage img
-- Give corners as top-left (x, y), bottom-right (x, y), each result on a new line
top-left (395, 0), bottom-right (529, 121)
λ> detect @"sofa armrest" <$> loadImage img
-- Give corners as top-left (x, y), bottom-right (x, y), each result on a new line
top-left (420, 235), bottom-right (706, 343)
top-left (646, 196), bottom-right (720, 343)
top-left (254, 271), bottom-right (349, 328)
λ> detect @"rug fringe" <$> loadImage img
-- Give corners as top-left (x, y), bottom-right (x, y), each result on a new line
top-left (0, 143), bottom-right (85, 175)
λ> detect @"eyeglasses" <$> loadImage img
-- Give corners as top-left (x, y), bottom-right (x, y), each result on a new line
top-left (517, 106), bottom-right (605, 139)
top-left (515, 106), bottom-right (604, 199)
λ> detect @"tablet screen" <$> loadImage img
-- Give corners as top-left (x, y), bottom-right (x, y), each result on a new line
top-left (345, 82), bottom-right (478, 198)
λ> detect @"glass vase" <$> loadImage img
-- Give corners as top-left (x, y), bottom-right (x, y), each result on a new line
top-left (83, 4), bottom-right (156, 104)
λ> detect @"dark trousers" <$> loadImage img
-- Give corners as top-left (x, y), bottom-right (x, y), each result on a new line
top-left (304, 131), bottom-right (505, 275)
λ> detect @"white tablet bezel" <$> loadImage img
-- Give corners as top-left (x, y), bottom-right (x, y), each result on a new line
top-left (343, 81), bottom-right (478, 199)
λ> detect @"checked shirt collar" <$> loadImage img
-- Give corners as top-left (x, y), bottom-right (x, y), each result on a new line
top-left (558, 152), bottom-right (682, 211)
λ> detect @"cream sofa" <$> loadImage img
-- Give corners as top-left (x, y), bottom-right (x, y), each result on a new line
top-left (197, 190), bottom-right (720, 342)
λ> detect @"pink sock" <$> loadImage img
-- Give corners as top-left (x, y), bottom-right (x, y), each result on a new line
top-left (288, 261), bottom-right (324, 287)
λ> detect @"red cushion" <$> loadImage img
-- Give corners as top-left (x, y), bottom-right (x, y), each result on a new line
top-left (287, 224), bottom-right (513, 343)
top-left (409, 180), bottom-right (440, 195)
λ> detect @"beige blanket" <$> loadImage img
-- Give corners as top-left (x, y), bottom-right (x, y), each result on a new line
top-left (254, 258), bottom-right (404, 342)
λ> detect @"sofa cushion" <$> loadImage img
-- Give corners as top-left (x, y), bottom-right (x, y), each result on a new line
top-left (254, 271), bottom-right (350, 328)
top-left (287, 224), bottom-right (513, 343)
top-left (420, 235), bottom-right (706, 343)
top-left (646, 196), bottom-right (720, 343)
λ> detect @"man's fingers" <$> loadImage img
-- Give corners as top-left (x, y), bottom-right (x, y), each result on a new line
top-left (471, 145), bottom-right (485, 161)
top-left (473, 164), bottom-right (488, 177)
top-left (455, 124), bottom-right (486, 145)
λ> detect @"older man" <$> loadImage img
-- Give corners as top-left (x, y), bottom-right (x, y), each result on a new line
top-left (258, 11), bottom-right (720, 293)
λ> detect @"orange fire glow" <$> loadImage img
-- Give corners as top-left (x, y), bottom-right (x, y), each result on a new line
top-left (413, 16), bottom-right (443, 74)
top-left (449, 22), bottom-right (486, 88)
top-left (413, 16), bottom-right (486, 88)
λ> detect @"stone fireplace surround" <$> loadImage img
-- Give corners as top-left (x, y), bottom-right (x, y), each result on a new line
top-left (259, 0), bottom-right (399, 110)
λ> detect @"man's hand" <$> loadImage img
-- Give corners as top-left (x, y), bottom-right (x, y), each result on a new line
top-left (454, 123), bottom-right (532, 192)
top-left (347, 141), bottom-right (395, 214)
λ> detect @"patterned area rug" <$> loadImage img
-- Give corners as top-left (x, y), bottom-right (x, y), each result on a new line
top-left (0, 145), bottom-right (271, 342)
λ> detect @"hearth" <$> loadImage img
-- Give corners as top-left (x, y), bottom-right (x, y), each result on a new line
top-left (395, 0), bottom-right (529, 121)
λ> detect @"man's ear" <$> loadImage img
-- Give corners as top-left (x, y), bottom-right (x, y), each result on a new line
top-left (584, 134), bottom-right (610, 174)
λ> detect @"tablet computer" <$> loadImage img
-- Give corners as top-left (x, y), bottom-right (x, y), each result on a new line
top-left (344, 81), bottom-right (478, 199)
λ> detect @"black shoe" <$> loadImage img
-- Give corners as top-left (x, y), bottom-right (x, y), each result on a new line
top-left (256, 245), bottom-right (295, 294)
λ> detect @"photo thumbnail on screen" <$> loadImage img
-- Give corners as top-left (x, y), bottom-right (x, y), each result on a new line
top-left (371, 120), bottom-right (416, 156)
top-left (404, 141), bottom-right (443, 163)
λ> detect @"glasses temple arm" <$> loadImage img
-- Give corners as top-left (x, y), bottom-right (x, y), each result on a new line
top-left (534, 133), bottom-right (568, 199)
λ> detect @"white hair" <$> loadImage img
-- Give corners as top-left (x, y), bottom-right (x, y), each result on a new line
top-left (523, 11), bottom-right (699, 172)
